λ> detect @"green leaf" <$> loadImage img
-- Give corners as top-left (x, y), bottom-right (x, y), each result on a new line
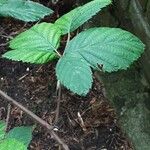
top-left (3, 50), bottom-right (58, 64)
top-left (10, 23), bottom-right (61, 51)
top-left (56, 53), bottom-right (93, 95)
top-left (65, 28), bottom-right (145, 72)
top-left (0, 121), bottom-right (6, 141)
top-left (3, 23), bottom-right (61, 64)
top-left (0, 139), bottom-right (27, 150)
top-left (0, 0), bottom-right (53, 22)
top-left (6, 126), bottom-right (33, 147)
top-left (55, 0), bottom-right (111, 34)
top-left (57, 27), bottom-right (144, 95)
top-left (0, 0), bottom-right (6, 5)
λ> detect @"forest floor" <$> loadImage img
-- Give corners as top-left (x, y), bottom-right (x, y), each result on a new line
top-left (0, 1), bottom-right (133, 150)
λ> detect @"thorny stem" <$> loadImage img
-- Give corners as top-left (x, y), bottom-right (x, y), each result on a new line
top-left (0, 90), bottom-right (69, 150)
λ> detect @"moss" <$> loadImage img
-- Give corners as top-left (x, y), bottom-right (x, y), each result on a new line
top-left (99, 65), bottom-right (150, 150)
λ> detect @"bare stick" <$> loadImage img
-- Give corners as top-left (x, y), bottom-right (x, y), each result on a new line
top-left (77, 112), bottom-right (87, 132)
top-left (5, 104), bottom-right (11, 132)
top-left (0, 90), bottom-right (69, 150)
top-left (0, 42), bottom-right (9, 47)
top-left (54, 80), bottom-right (61, 123)
top-left (0, 90), bottom-right (53, 130)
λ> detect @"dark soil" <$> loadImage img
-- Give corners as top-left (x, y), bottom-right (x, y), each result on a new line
top-left (0, 1), bottom-right (132, 150)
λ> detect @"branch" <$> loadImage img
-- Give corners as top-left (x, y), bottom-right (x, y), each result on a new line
top-left (0, 90), bottom-right (69, 150)
top-left (5, 104), bottom-right (11, 132)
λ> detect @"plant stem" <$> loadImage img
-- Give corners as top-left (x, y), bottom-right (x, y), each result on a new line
top-left (0, 90), bottom-right (69, 150)
top-left (66, 32), bottom-right (71, 48)
top-left (54, 80), bottom-right (61, 124)
top-left (55, 49), bottom-right (62, 58)
top-left (53, 32), bottom-right (71, 123)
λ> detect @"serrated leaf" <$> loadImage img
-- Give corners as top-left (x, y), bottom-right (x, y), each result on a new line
top-left (10, 23), bottom-right (61, 51)
top-left (6, 126), bottom-right (33, 147)
top-left (0, 139), bottom-right (26, 150)
top-left (3, 50), bottom-right (58, 64)
top-left (56, 53), bottom-right (93, 95)
top-left (0, 121), bottom-right (6, 141)
top-left (55, 0), bottom-right (111, 34)
top-left (65, 28), bottom-right (145, 72)
top-left (3, 23), bottom-right (61, 64)
top-left (0, 0), bottom-right (53, 22)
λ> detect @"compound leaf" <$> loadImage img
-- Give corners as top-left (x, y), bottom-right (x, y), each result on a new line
top-left (55, 0), bottom-right (111, 34)
top-left (3, 23), bottom-right (61, 64)
top-left (0, 139), bottom-right (26, 150)
top-left (65, 28), bottom-right (145, 72)
top-left (0, 121), bottom-right (6, 141)
top-left (0, 0), bottom-right (53, 22)
top-left (6, 126), bottom-right (33, 147)
top-left (56, 53), bottom-right (93, 95)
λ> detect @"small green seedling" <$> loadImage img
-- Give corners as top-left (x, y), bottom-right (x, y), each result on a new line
top-left (0, 121), bottom-right (33, 150)
top-left (2, 0), bottom-right (145, 96)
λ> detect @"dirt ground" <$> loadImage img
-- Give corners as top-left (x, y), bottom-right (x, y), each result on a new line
top-left (0, 1), bottom-right (133, 149)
